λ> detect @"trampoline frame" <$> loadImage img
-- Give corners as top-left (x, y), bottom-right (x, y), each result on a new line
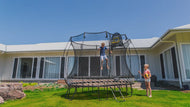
top-left (65, 78), bottom-right (134, 101)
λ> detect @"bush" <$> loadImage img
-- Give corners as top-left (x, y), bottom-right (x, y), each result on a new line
top-left (20, 82), bottom-right (38, 87)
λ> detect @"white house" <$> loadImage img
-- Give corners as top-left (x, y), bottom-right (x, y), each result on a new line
top-left (0, 24), bottom-right (190, 89)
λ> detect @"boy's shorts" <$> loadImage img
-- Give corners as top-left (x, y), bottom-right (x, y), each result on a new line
top-left (145, 78), bottom-right (151, 82)
top-left (100, 55), bottom-right (108, 61)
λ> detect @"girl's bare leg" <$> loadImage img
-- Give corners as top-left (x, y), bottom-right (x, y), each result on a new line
top-left (145, 82), bottom-right (148, 96)
top-left (148, 82), bottom-right (152, 97)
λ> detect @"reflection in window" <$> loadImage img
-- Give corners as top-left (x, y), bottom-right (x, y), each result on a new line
top-left (17, 58), bottom-right (33, 78)
top-left (44, 57), bottom-right (60, 79)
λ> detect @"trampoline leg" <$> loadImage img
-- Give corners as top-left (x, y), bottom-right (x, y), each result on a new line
top-left (118, 86), bottom-right (125, 101)
top-left (110, 87), bottom-right (117, 100)
top-left (107, 86), bottom-right (108, 99)
top-left (65, 87), bottom-right (69, 98)
top-left (98, 87), bottom-right (100, 100)
top-left (71, 87), bottom-right (77, 100)
top-left (130, 84), bottom-right (133, 96)
top-left (126, 84), bottom-right (128, 96)
top-left (66, 87), bottom-right (71, 99)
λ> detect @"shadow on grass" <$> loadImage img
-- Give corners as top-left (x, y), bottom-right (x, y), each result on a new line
top-left (52, 88), bottom-right (136, 100)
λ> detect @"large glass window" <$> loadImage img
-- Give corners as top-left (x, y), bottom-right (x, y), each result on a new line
top-left (17, 58), bottom-right (33, 78)
top-left (78, 57), bottom-right (89, 76)
top-left (90, 56), bottom-right (100, 76)
top-left (44, 57), bottom-right (60, 79)
top-left (39, 58), bottom-right (44, 78)
top-left (32, 58), bottom-right (38, 78)
top-left (60, 57), bottom-right (65, 78)
top-left (160, 47), bottom-right (178, 80)
top-left (67, 57), bottom-right (78, 77)
top-left (163, 49), bottom-right (175, 79)
top-left (160, 54), bottom-right (165, 79)
top-left (116, 56), bottom-right (120, 76)
top-left (182, 44), bottom-right (190, 79)
top-left (12, 58), bottom-right (18, 78)
top-left (126, 55), bottom-right (141, 79)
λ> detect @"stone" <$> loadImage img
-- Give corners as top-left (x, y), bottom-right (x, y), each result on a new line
top-left (0, 87), bottom-right (10, 100)
top-left (0, 96), bottom-right (4, 104)
top-left (0, 83), bottom-right (25, 101)
top-left (7, 90), bottom-right (26, 100)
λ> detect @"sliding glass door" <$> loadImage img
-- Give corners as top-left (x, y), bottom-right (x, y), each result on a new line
top-left (160, 47), bottom-right (178, 80)
top-left (181, 44), bottom-right (190, 79)
top-left (13, 57), bottom-right (65, 79)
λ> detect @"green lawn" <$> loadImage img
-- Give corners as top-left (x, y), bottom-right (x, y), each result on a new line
top-left (1, 87), bottom-right (190, 107)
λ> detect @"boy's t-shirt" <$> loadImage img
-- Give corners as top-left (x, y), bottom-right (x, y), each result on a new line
top-left (100, 46), bottom-right (107, 56)
top-left (143, 69), bottom-right (151, 79)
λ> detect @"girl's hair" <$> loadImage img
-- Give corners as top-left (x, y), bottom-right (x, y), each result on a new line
top-left (144, 64), bottom-right (149, 68)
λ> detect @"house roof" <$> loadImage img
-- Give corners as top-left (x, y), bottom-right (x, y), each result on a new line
top-left (0, 37), bottom-right (159, 53)
top-left (1, 24), bottom-right (189, 53)
top-left (174, 24), bottom-right (190, 30)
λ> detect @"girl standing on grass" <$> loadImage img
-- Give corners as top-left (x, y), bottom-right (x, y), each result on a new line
top-left (138, 64), bottom-right (152, 97)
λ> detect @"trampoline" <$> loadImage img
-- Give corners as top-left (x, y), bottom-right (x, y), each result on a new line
top-left (63, 31), bottom-right (139, 101)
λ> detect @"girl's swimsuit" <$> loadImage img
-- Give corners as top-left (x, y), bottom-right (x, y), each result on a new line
top-left (144, 69), bottom-right (151, 82)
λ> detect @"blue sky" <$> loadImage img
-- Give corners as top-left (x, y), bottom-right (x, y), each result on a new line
top-left (0, 0), bottom-right (190, 45)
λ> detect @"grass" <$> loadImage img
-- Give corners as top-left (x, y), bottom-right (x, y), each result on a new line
top-left (1, 87), bottom-right (190, 107)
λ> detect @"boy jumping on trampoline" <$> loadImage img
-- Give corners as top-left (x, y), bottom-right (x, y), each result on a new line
top-left (98, 42), bottom-right (112, 70)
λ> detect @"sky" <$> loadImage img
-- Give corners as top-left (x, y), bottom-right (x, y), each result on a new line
top-left (0, 0), bottom-right (190, 45)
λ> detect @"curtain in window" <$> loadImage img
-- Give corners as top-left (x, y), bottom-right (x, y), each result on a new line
top-left (44, 57), bottom-right (60, 79)
top-left (67, 57), bottom-right (78, 77)
top-left (17, 58), bottom-right (33, 78)
top-left (182, 44), bottom-right (190, 79)
top-left (126, 55), bottom-right (140, 79)
top-left (163, 49), bottom-right (174, 79)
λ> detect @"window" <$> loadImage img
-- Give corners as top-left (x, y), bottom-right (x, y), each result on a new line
top-left (160, 54), bottom-right (165, 79)
top-left (39, 58), bottom-right (44, 78)
top-left (182, 44), bottom-right (190, 79)
top-left (116, 56), bottom-right (120, 76)
top-left (78, 57), bottom-right (89, 76)
top-left (67, 57), bottom-right (78, 77)
top-left (12, 58), bottom-right (18, 78)
top-left (171, 47), bottom-right (178, 78)
top-left (17, 58), bottom-right (33, 78)
top-left (32, 58), bottom-right (38, 78)
top-left (161, 47), bottom-right (178, 80)
top-left (90, 56), bottom-right (100, 76)
top-left (60, 57), bottom-right (65, 78)
top-left (140, 55), bottom-right (145, 73)
top-left (126, 55), bottom-right (140, 79)
top-left (44, 57), bottom-right (60, 79)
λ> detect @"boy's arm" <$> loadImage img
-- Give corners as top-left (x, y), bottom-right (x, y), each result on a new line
top-left (107, 48), bottom-right (112, 53)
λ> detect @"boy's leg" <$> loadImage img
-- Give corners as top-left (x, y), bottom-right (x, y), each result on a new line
top-left (105, 56), bottom-right (109, 69)
top-left (101, 56), bottom-right (104, 70)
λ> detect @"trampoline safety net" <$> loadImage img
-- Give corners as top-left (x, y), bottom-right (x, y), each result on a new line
top-left (64, 31), bottom-right (139, 80)
top-left (63, 31), bottom-right (140, 100)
